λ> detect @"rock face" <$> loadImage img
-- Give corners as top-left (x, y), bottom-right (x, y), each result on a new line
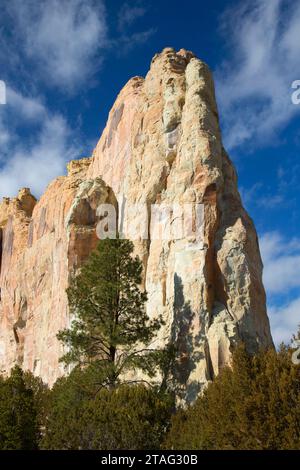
top-left (0, 161), bottom-right (116, 384)
top-left (0, 48), bottom-right (273, 401)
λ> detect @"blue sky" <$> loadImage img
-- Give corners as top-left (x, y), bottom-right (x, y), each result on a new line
top-left (0, 0), bottom-right (299, 345)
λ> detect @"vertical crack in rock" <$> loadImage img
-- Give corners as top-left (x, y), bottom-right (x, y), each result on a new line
top-left (107, 103), bottom-right (125, 148)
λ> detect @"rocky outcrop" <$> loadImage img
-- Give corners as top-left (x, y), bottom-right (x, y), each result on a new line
top-left (0, 160), bottom-right (116, 383)
top-left (0, 48), bottom-right (273, 401)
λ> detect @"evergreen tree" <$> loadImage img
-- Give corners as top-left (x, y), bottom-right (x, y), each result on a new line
top-left (23, 371), bottom-right (50, 441)
top-left (58, 237), bottom-right (167, 390)
top-left (0, 367), bottom-right (39, 450)
top-left (164, 342), bottom-right (300, 450)
top-left (41, 369), bottom-right (172, 450)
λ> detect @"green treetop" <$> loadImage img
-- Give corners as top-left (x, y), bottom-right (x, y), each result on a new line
top-left (58, 237), bottom-right (169, 390)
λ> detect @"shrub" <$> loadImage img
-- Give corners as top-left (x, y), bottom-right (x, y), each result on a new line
top-left (164, 344), bottom-right (300, 450)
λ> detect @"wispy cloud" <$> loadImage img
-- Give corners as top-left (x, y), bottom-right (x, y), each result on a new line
top-left (260, 231), bottom-right (300, 294)
top-left (269, 297), bottom-right (300, 346)
top-left (0, 0), bottom-right (157, 202)
top-left (6, 89), bottom-right (46, 122)
top-left (118, 2), bottom-right (147, 31)
top-left (240, 182), bottom-right (263, 206)
top-left (0, 88), bottom-right (79, 198)
top-left (117, 28), bottom-right (156, 54)
top-left (0, 88), bottom-right (47, 161)
top-left (3, 0), bottom-right (108, 92)
top-left (115, 1), bottom-right (155, 54)
top-left (241, 182), bottom-right (285, 210)
top-left (260, 231), bottom-right (300, 345)
top-left (1, 1), bottom-right (155, 91)
top-left (216, 0), bottom-right (300, 151)
top-left (240, 159), bottom-right (300, 211)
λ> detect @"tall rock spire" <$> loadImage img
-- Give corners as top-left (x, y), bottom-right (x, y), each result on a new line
top-left (0, 48), bottom-right (273, 401)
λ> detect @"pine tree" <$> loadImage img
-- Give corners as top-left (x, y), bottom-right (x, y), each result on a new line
top-left (0, 367), bottom-right (38, 450)
top-left (58, 237), bottom-right (167, 390)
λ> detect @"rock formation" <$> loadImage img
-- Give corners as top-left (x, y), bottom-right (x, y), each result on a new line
top-left (0, 48), bottom-right (273, 402)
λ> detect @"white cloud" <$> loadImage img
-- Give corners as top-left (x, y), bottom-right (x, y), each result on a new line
top-left (0, 88), bottom-right (47, 165)
top-left (216, 0), bottom-right (300, 150)
top-left (114, 2), bottom-right (155, 54)
top-left (118, 2), bottom-right (147, 31)
top-left (0, 115), bottom-right (77, 198)
top-left (240, 182), bottom-right (263, 206)
top-left (0, 88), bottom-right (44, 162)
top-left (0, 118), bottom-right (10, 147)
top-left (0, 0), bottom-right (157, 202)
top-left (0, 88), bottom-right (79, 199)
top-left (260, 231), bottom-right (300, 294)
top-left (6, 0), bottom-right (108, 92)
top-left (6, 89), bottom-right (46, 121)
top-left (2, 1), bottom-right (156, 91)
top-left (117, 28), bottom-right (156, 54)
top-left (269, 297), bottom-right (300, 346)
top-left (259, 194), bottom-right (285, 209)
top-left (240, 182), bottom-right (286, 210)
top-left (260, 231), bottom-right (300, 345)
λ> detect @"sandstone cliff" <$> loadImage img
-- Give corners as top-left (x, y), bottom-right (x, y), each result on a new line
top-left (0, 48), bottom-right (273, 401)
